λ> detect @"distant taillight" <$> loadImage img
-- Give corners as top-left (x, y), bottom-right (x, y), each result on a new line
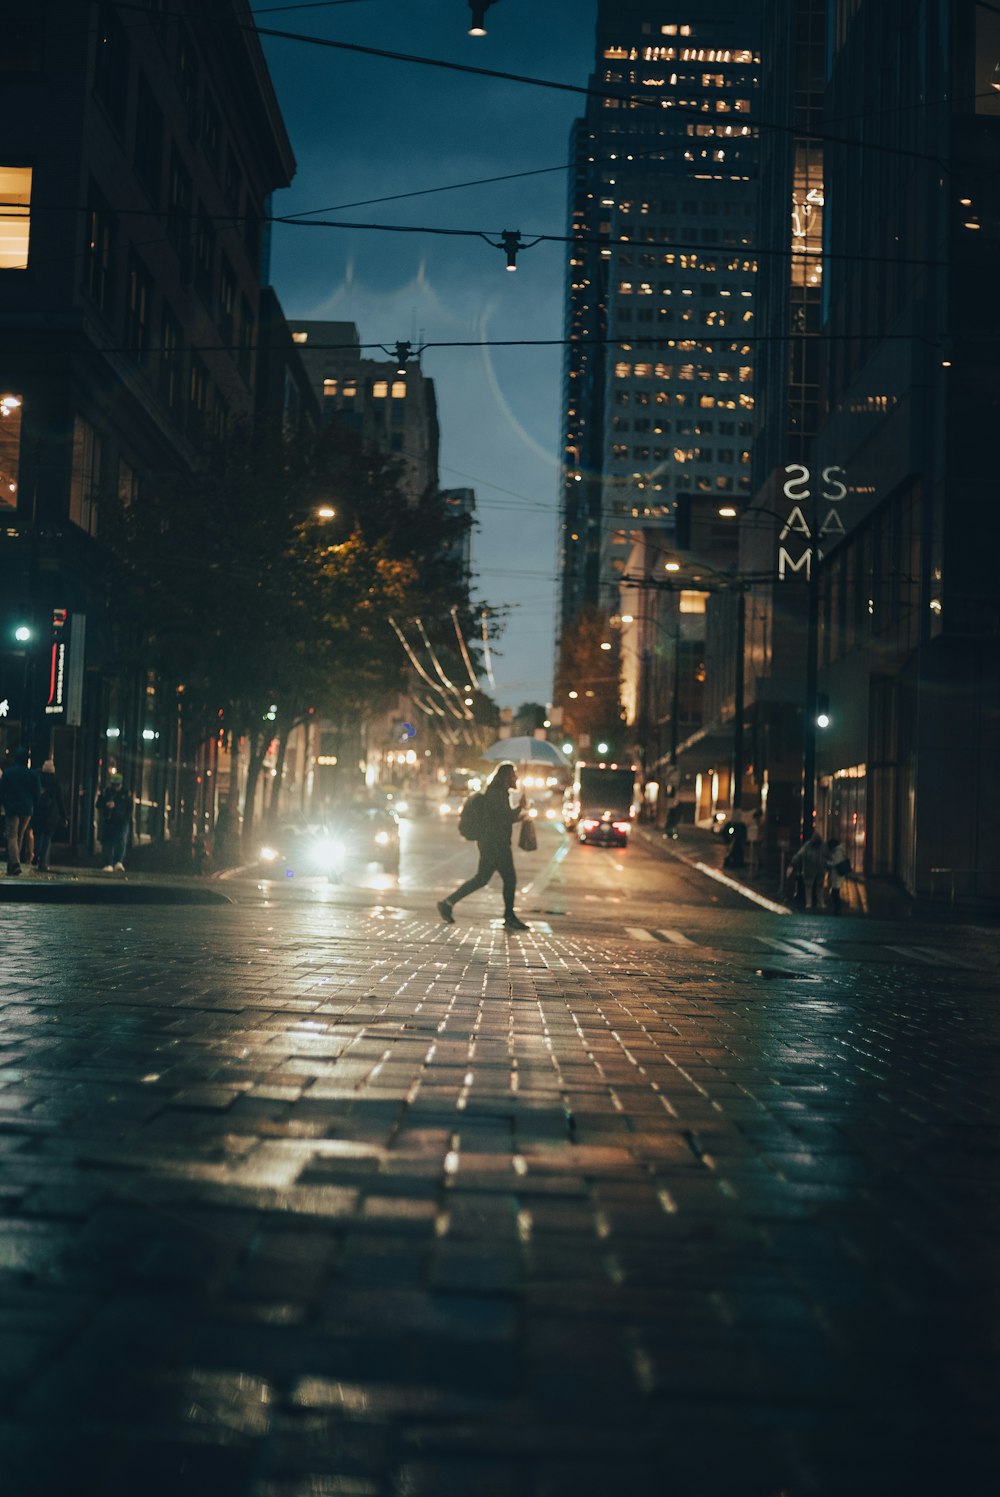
top-left (612, 821), bottom-right (631, 834)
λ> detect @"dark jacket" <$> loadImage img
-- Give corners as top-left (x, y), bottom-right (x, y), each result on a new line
top-left (477, 780), bottom-right (521, 852)
top-left (35, 771), bottom-right (67, 834)
top-left (0, 754), bottom-right (41, 818)
top-left (96, 784), bottom-right (133, 830)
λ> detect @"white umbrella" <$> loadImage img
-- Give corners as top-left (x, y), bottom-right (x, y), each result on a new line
top-left (482, 736), bottom-right (571, 768)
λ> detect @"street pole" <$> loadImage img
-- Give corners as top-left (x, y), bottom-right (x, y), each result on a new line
top-left (732, 587), bottom-right (745, 812)
top-left (801, 538), bottom-right (819, 843)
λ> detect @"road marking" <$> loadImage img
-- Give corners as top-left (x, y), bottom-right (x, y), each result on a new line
top-left (888, 944), bottom-right (942, 966)
top-left (784, 937), bottom-right (830, 957)
top-left (888, 944), bottom-right (974, 969)
top-left (626, 926), bottom-right (656, 942)
top-left (520, 840), bottom-right (568, 899)
top-left (753, 935), bottom-right (812, 958)
top-left (695, 862), bottom-right (790, 915)
top-left (654, 929), bottom-right (695, 945)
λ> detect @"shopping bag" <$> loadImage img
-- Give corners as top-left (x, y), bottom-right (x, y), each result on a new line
top-left (518, 817), bottom-right (537, 852)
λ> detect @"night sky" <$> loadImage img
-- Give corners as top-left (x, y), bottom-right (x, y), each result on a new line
top-left (256, 0), bottom-right (598, 709)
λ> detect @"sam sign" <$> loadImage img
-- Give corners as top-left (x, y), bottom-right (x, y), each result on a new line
top-left (778, 464), bottom-right (847, 579)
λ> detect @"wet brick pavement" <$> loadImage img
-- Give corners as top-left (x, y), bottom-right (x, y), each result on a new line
top-left (0, 902), bottom-right (997, 1496)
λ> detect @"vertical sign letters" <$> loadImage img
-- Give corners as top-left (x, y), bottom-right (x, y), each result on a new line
top-left (778, 464), bottom-right (847, 580)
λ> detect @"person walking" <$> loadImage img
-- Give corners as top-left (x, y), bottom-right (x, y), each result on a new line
top-left (437, 761), bottom-right (529, 930)
top-left (788, 830), bottom-right (826, 910)
top-left (0, 747), bottom-right (41, 876)
top-left (96, 772), bottom-right (133, 872)
top-left (825, 835), bottom-right (850, 916)
top-left (33, 758), bottom-right (68, 873)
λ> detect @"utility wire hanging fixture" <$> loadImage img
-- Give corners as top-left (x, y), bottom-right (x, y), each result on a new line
top-left (467, 0), bottom-right (500, 37)
top-left (379, 340), bottom-right (425, 374)
top-left (485, 229), bottom-right (541, 272)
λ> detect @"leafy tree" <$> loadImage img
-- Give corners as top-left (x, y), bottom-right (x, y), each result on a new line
top-left (554, 605), bottom-right (623, 752)
top-left (107, 420), bottom-right (476, 842)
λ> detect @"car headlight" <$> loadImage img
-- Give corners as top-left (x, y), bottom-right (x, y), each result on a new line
top-left (311, 836), bottom-right (345, 868)
top-left (438, 801), bottom-right (452, 816)
top-left (259, 846), bottom-right (279, 862)
top-left (374, 830), bottom-right (390, 846)
top-left (394, 799), bottom-right (409, 815)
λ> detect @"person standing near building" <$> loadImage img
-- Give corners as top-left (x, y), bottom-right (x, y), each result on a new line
top-left (0, 747), bottom-right (41, 876)
top-left (96, 772), bottom-right (133, 873)
top-left (825, 835), bottom-right (850, 916)
top-left (437, 761), bottom-right (529, 930)
top-left (788, 830), bottom-right (826, 910)
top-left (33, 758), bottom-right (67, 873)
top-left (745, 807), bottom-right (762, 878)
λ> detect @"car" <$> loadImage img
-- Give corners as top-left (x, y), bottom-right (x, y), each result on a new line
top-left (255, 806), bottom-right (400, 879)
top-left (339, 803), bottom-right (400, 872)
top-left (577, 809), bottom-right (632, 848)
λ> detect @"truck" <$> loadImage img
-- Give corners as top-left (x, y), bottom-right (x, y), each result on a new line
top-left (565, 762), bottom-right (639, 848)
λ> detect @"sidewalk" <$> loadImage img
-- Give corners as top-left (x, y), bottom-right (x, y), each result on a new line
top-left (0, 861), bottom-right (232, 904)
top-left (634, 821), bottom-right (972, 922)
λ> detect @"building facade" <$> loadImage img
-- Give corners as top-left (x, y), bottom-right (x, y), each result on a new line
top-left (0, 0), bottom-right (295, 848)
top-left (556, 1), bottom-right (763, 787)
top-left (809, 0), bottom-right (1000, 901)
top-left (288, 321), bottom-right (440, 502)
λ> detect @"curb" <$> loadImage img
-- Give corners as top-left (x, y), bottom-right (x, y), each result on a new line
top-left (0, 874), bottom-right (233, 905)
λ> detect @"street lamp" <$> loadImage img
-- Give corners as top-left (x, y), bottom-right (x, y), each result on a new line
top-left (468, 0), bottom-right (499, 35)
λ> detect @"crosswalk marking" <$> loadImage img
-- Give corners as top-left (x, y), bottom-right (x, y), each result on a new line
top-left (654, 928), bottom-right (695, 945)
top-left (753, 935), bottom-right (813, 958)
top-left (784, 937), bottom-right (830, 957)
top-left (888, 944), bottom-right (971, 969)
top-left (626, 926), bottom-right (656, 942)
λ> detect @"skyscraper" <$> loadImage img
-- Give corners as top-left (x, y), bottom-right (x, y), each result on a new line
top-left (556, 1), bottom-right (762, 767)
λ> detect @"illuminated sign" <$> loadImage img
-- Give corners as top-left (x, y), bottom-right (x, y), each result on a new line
top-left (43, 609), bottom-right (85, 724)
top-left (44, 608), bottom-right (68, 716)
top-left (778, 464), bottom-right (847, 580)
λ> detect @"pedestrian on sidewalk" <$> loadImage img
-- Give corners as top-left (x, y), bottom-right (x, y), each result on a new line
top-left (745, 807), bottom-right (762, 878)
top-left (722, 811), bottom-right (747, 869)
top-left (825, 835), bottom-right (850, 915)
top-left (33, 758), bottom-right (67, 873)
top-left (0, 747), bottom-right (41, 877)
top-left (96, 773), bottom-right (133, 873)
top-left (788, 830), bottom-right (826, 910)
top-left (438, 761), bottom-right (530, 931)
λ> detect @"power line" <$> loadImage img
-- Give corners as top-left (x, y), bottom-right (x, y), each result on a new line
top-left (10, 196), bottom-right (963, 273)
top-left (241, 19), bottom-right (953, 175)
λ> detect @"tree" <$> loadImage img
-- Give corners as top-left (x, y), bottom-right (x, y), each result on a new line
top-left (106, 419), bottom-right (478, 842)
top-left (555, 606), bottom-right (623, 752)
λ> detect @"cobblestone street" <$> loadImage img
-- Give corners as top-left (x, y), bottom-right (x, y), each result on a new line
top-left (1, 900), bottom-right (998, 1496)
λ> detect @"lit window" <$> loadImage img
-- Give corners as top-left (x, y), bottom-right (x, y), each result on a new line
top-left (0, 165), bottom-right (31, 269)
top-left (323, 378), bottom-right (338, 398)
top-left (372, 381), bottom-right (388, 398)
top-left (0, 393), bottom-right (23, 508)
top-left (292, 331), bottom-right (308, 345)
top-left (391, 381), bottom-right (407, 399)
top-left (342, 383), bottom-right (357, 399)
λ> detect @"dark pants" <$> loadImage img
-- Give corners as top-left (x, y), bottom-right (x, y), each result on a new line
top-left (447, 843), bottom-right (517, 916)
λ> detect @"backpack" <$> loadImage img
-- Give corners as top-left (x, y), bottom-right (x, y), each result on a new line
top-left (458, 791), bottom-right (486, 841)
